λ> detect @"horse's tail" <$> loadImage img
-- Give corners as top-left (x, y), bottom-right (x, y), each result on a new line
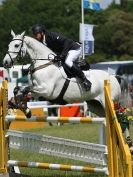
top-left (115, 75), bottom-right (132, 107)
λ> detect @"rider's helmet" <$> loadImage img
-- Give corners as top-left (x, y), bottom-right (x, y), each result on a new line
top-left (32, 24), bottom-right (46, 35)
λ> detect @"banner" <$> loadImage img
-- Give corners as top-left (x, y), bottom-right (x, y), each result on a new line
top-left (79, 23), bottom-right (94, 55)
top-left (83, 0), bottom-right (101, 11)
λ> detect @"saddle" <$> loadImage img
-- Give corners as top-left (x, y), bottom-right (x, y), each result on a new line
top-left (58, 59), bottom-right (90, 78)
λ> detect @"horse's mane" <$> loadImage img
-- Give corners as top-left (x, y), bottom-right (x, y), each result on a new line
top-left (25, 36), bottom-right (55, 55)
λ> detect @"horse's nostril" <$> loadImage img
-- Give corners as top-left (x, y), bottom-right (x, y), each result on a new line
top-left (4, 61), bottom-right (7, 66)
top-left (3, 61), bottom-right (11, 68)
top-left (3, 62), bottom-right (8, 68)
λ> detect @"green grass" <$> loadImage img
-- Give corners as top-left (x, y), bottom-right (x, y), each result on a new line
top-left (10, 123), bottom-right (133, 177)
top-left (23, 123), bottom-right (101, 143)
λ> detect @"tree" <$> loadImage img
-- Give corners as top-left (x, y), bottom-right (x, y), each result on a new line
top-left (99, 10), bottom-right (133, 59)
top-left (0, 0), bottom-right (81, 64)
top-left (0, 0), bottom-right (132, 64)
top-left (120, 0), bottom-right (128, 7)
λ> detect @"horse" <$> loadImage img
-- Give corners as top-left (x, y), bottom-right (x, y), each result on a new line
top-left (3, 30), bottom-right (122, 118)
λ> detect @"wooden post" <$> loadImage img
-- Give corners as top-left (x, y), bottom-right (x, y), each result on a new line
top-left (104, 80), bottom-right (132, 177)
top-left (0, 80), bottom-right (9, 176)
top-left (104, 80), bottom-right (114, 177)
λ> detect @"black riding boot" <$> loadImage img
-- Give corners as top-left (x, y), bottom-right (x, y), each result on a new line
top-left (71, 64), bottom-right (91, 91)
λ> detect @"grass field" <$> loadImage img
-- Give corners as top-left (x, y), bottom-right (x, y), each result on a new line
top-left (10, 122), bottom-right (133, 177)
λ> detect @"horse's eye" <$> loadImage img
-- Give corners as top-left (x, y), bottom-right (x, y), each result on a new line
top-left (15, 44), bottom-right (19, 48)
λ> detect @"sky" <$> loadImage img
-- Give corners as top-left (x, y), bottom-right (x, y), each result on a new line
top-left (101, 0), bottom-right (120, 9)
top-left (0, 0), bottom-right (3, 5)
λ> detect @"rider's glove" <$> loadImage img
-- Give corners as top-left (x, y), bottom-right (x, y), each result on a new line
top-left (59, 55), bottom-right (65, 60)
top-left (54, 55), bottom-right (65, 62)
top-left (54, 55), bottom-right (60, 62)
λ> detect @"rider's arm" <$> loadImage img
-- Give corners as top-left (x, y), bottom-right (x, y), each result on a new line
top-left (49, 32), bottom-right (78, 58)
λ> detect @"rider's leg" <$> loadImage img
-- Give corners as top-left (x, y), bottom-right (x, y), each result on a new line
top-left (65, 49), bottom-right (91, 91)
top-left (71, 64), bottom-right (92, 91)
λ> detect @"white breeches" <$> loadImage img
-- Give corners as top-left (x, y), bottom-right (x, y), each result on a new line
top-left (65, 47), bottom-right (81, 68)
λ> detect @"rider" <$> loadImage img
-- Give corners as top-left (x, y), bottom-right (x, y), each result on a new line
top-left (32, 23), bottom-right (92, 91)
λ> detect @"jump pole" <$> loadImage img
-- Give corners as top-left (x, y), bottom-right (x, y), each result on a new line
top-left (8, 160), bottom-right (108, 174)
top-left (6, 115), bottom-right (105, 124)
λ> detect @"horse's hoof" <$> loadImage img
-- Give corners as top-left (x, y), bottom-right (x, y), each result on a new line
top-left (25, 109), bottom-right (32, 119)
top-left (26, 111), bottom-right (32, 118)
top-left (49, 122), bottom-right (53, 126)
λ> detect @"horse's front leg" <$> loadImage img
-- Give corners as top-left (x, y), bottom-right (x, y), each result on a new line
top-left (13, 86), bottom-right (32, 118)
top-left (32, 80), bottom-right (54, 98)
top-left (21, 86), bottom-right (32, 95)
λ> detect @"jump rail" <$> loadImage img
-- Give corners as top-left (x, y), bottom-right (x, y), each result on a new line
top-left (6, 115), bottom-right (105, 123)
top-left (27, 102), bottom-right (86, 109)
top-left (8, 160), bottom-right (107, 174)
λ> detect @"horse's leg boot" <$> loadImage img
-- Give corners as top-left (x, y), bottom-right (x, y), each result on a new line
top-left (71, 64), bottom-right (92, 91)
top-left (126, 136), bottom-right (133, 155)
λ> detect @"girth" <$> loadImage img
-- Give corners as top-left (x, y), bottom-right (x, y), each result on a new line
top-left (50, 79), bottom-right (70, 104)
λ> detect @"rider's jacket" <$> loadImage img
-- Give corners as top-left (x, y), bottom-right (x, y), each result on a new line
top-left (44, 31), bottom-right (81, 58)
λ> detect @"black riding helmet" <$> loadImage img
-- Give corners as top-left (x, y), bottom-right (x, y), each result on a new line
top-left (32, 24), bottom-right (46, 35)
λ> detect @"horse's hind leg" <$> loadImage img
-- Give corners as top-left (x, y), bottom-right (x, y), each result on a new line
top-left (87, 100), bottom-right (105, 117)
top-left (124, 128), bottom-right (133, 155)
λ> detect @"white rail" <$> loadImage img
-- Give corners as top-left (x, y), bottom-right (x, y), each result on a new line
top-left (27, 102), bottom-right (86, 109)
top-left (8, 130), bottom-right (107, 166)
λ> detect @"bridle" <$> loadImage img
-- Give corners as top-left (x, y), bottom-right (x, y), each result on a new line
top-left (7, 38), bottom-right (24, 66)
top-left (6, 36), bottom-right (57, 73)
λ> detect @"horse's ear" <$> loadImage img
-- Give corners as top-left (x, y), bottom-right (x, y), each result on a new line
top-left (20, 31), bottom-right (25, 37)
top-left (11, 29), bottom-right (16, 38)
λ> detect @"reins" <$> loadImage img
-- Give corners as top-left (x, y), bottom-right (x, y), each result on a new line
top-left (31, 60), bottom-right (53, 74)
top-left (32, 53), bottom-right (56, 61)
top-left (30, 53), bottom-right (56, 74)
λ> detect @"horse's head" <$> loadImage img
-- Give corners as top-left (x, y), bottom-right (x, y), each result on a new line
top-left (3, 30), bottom-right (56, 69)
top-left (3, 30), bottom-right (26, 68)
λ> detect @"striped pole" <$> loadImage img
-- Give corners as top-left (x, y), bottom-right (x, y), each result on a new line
top-left (8, 160), bottom-right (108, 174)
top-left (6, 115), bottom-right (105, 124)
